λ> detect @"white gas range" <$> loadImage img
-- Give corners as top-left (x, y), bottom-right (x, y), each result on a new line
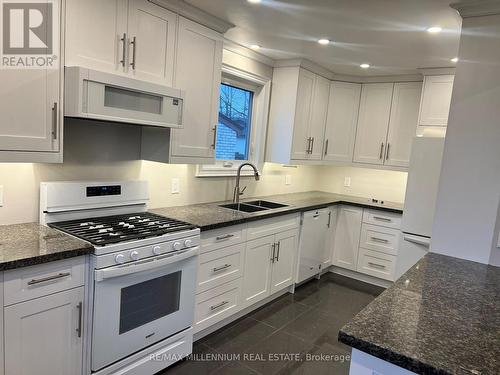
top-left (40, 181), bottom-right (200, 375)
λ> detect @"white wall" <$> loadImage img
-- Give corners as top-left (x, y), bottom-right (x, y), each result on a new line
top-left (318, 166), bottom-right (408, 203)
top-left (431, 14), bottom-right (500, 265)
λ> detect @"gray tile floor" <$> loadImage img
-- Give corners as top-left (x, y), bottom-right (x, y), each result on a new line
top-left (159, 274), bottom-right (383, 375)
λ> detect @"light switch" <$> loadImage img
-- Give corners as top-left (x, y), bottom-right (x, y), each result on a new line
top-left (285, 175), bottom-right (292, 185)
top-left (344, 177), bottom-right (351, 187)
top-left (171, 178), bottom-right (180, 194)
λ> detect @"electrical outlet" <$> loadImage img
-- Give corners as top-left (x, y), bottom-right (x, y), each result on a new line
top-left (0, 185), bottom-right (3, 206)
top-left (171, 178), bottom-right (180, 194)
top-left (344, 177), bottom-right (351, 187)
top-left (285, 175), bottom-right (292, 185)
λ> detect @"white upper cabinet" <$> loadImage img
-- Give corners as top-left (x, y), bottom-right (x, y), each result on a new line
top-left (65, 0), bottom-right (128, 73)
top-left (127, 0), bottom-right (176, 85)
top-left (354, 83), bottom-right (394, 165)
top-left (323, 82), bottom-right (361, 162)
top-left (385, 82), bottom-right (422, 167)
top-left (418, 75), bottom-right (454, 126)
top-left (65, 0), bottom-right (176, 85)
top-left (169, 17), bottom-right (223, 162)
top-left (268, 67), bottom-right (329, 163)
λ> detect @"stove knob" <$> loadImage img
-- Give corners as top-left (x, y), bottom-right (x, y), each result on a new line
top-left (115, 254), bottom-right (126, 264)
top-left (184, 239), bottom-right (193, 247)
top-left (173, 241), bottom-right (182, 251)
top-left (130, 251), bottom-right (139, 261)
top-left (152, 245), bottom-right (162, 255)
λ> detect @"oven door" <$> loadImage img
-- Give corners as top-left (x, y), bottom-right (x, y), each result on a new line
top-left (91, 248), bottom-right (198, 371)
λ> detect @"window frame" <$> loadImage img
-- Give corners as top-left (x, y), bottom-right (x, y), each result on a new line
top-left (196, 65), bottom-right (271, 177)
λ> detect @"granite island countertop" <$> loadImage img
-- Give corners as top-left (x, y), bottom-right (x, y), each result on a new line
top-left (339, 253), bottom-right (500, 375)
top-left (152, 191), bottom-right (403, 231)
top-left (0, 223), bottom-right (94, 271)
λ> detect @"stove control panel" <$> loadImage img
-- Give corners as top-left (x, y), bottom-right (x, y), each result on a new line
top-left (86, 185), bottom-right (121, 197)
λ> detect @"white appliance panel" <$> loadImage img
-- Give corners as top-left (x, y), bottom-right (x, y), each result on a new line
top-left (396, 233), bottom-right (430, 279)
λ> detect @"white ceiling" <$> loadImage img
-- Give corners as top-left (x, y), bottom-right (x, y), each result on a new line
top-left (185, 0), bottom-right (462, 76)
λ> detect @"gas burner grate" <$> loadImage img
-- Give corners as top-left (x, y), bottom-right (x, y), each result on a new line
top-left (49, 212), bottom-right (196, 246)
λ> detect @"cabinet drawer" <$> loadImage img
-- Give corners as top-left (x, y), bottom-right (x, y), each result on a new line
top-left (247, 214), bottom-right (300, 241)
top-left (357, 248), bottom-right (396, 281)
top-left (200, 224), bottom-right (246, 254)
top-left (197, 243), bottom-right (245, 293)
top-left (362, 209), bottom-right (402, 229)
top-left (195, 279), bottom-right (241, 333)
top-left (4, 257), bottom-right (86, 306)
top-left (360, 224), bottom-right (400, 255)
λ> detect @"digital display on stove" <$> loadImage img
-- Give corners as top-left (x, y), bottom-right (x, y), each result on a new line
top-left (86, 185), bottom-right (121, 197)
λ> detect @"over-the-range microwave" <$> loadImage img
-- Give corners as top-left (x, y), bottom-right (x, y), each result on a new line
top-left (64, 66), bottom-right (185, 128)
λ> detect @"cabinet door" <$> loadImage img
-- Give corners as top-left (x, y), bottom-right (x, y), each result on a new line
top-left (0, 0), bottom-right (61, 152)
top-left (170, 17), bottom-right (222, 161)
top-left (333, 206), bottom-right (362, 271)
top-left (325, 207), bottom-right (338, 268)
top-left (65, 0), bottom-right (128, 73)
top-left (290, 68), bottom-right (315, 161)
top-left (308, 75), bottom-right (330, 160)
top-left (323, 82), bottom-right (361, 162)
top-left (242, 235), bottom-right (273, 307)
top-left (4, 287), bottom-right (84, 375)
top-left (418, 75), bottom-right (454, 126)
top-left (385, 82), bottom-right (422, 167)
top-left (271, 229), bottom-right (298, 294)
top-left (127, 0), bottom-right (176, 85)
top-left (353, 83), bottom-right (394, 165)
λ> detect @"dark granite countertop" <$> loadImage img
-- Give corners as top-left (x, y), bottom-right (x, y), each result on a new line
top-left (0, 223), bottom-right (94, 271)
top-left (339, 253), bottom-right (500, 375)
top-left (152, 191), bottom-right (403, 231)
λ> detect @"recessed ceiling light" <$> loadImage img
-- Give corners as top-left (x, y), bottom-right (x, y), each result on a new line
top-left (360, 63), bottom-right (370, 69)
top-left (451, 57), bottom-right (459, 63)
top-left (247, 0), bottom-right (261, 3)
top-left (427, 26), bottom-right (442, 33)
top-left (318, 39), bottom-right (330, 45)
top-left (250, 44), bottom-right (261, 50)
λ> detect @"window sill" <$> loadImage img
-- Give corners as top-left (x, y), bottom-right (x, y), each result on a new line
top-left (195, 163), bottom-right (262, 178)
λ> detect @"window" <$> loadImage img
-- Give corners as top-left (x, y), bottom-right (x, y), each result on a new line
top-left (216, 84), bottom-right (254, 161)
top-left (196, 66), bottom-right (271, 177)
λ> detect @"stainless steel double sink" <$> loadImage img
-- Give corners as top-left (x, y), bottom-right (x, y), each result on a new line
top-left (220, 200), bottom-right (288, 213)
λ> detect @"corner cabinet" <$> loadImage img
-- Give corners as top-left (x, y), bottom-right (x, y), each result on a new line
top-left (169, 17), bottom-right (223, 164)
top-left (332, 206), bottom-right (363, 271)
top-left (267, 67), bottom-right (329, 164)
top-left (0, 0), bottom-right (63, 162)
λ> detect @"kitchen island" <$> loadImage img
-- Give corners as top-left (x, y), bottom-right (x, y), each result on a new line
top-left (339, 253), bottom-right (500, 375)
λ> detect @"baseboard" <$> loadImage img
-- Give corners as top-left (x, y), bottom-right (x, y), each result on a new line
top-left (329, 266), bottom-right (393, 289)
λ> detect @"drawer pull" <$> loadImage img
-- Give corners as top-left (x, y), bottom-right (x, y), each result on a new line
top-left (368, 262), bottom-right (386, 269)
top-left (370, 237), bottom-right (389, 244)
top-left (213, 264), bottom-right (231, 273)
top-left (210, 300), bottom-right (229, 311)
top-left (373, 216), bottom-right (391, 222)
top-left (215, 234), bottom-right (234, 241)
top-left (27, 272), bottom-right (71, 286)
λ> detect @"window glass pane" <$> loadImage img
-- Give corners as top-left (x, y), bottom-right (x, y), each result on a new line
top-left (119, 271), bottom-right (181, 334)
top-left (216, 83), bottom-right (253, 161)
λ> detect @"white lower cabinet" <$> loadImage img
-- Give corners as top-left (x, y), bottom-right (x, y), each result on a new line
top-left (332, 206), bottom-right (363, 271)
top-left (270, 230), bottom-right (299, 294)
top-left (4, 287), bottom-right (84, 375)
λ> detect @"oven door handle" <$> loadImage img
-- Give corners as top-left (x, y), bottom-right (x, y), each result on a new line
top-left (95, 247), bottom-right (199, 282)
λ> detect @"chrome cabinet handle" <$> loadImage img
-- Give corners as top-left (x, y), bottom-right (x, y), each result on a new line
top-left (76, 302), bottom-right (83, 338)
top-left (324, 139), bottom-right (329, 156)
top-left (310, 137), bottom-right (315, 153)
top-left (275, 241), bottom-right (280, 261)
top-left (368, 262), bottom-right (386, 269)
top-left (27, 272), bottom-right (70, 286)
top-left (130, 36), bottom-right (137, 70)
top-left (213, 264), bottom-right (231, 272)
top-left (211, 125), bottom-right (217, 149)
top-left (210, 300), bottom-right (229, 311)
top-left (215, 233), bottom-right (234, 241)
top-left (120, 33), bottom-right (127, 67)
top-left (51, 102), bottom-right (58, 140)
top-left (306, 137), bottom-right (312, 154)
top-left (385, 143), bottom-right (390, 160)
top-left (371, 237), bottom-right (389, 243)
top-left (327, 211), bottom-right (332, 228)
top-left (379, 142), bottom-right (385, 160)
top-left (373, 216), bottom-right (391, 222)
top-left (270, 243), bottom-right (276, 263)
